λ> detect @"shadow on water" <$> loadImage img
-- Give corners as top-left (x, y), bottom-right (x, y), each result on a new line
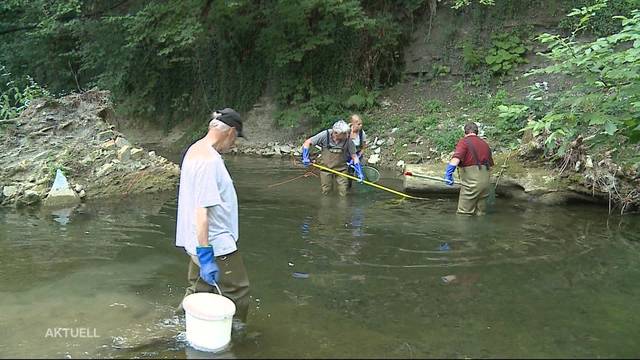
top-left (1, 155), bottom-right (640, 358)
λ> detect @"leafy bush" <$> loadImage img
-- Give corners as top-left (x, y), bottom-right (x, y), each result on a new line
top-left (461, 40), bottom-right (484, 72)
top-left (432, 127), bottom-right (463, 152)
top-left (523, 112), bottom-right (578, 156)
top-left (560, 0), bottom-right (640, 36)
top-left (526, 7), bottom-right (640, 155)
top-left (451, 0), bottom-right (496, 9)
top-left (485, 32), bottom-right (529, 75)
top-left (407, 114), bottom-right (439, 133)
top-left (496, 104), bottom-right (530, 133)
top-left (422, 99), bottom-right (444, 114)
top-left (470, 71), bottom-right (492, 88)
top-left (276, 94), bottom-right (344, 130)
top-left (432, 63), bottom-right (451, 77)
top-left (344, 89), bottom-right (379, 111)
top-left (1, 65), bottom-right (49, 120)
top-left (0, 1), bottom-right (424, 129)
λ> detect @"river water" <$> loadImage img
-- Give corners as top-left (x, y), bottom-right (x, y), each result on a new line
top-left (1, 156), bottom-right (639, 358)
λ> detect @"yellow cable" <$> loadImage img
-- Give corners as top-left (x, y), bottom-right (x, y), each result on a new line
top-left (311, 163), bottom-right (427, 200)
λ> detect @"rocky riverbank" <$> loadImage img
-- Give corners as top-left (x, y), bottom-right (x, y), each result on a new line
top-left (231, 96), bottom-right (638, 213)
top-left (2, 90), bottom-right (637, 214)
top-left (0, 90), bottom-right (179, 208)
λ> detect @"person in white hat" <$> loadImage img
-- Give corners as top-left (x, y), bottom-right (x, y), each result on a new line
top-left (300, 119), bottom-right (364, 196)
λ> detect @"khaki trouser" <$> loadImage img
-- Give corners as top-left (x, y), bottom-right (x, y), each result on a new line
top-left (179, 250), bottom-right (250, 323)
top-left (320, 172), bottom-right (349, 196)
top-left (457, 165), bottom-right (491, 216)
top-left (320, 147), bottom-right (349, 197)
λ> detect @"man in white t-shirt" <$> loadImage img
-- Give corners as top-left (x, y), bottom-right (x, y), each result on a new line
top-left (175, 108), bottom-right (250, 324)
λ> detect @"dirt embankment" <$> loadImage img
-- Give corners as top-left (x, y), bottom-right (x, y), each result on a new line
top-left (0, 90), bottom-right (179, 208)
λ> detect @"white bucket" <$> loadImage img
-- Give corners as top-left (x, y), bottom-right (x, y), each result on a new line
top-left (182, 292), bottom-right (236, 352)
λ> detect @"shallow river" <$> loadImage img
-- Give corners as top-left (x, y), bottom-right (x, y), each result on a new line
top-left (1, 156), bottom-right (639, 358)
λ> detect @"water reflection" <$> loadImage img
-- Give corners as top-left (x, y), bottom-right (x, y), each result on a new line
top-left (50, 205), bottom-right (77, 225)
top-left (1, 157), bottom-right (640, 358)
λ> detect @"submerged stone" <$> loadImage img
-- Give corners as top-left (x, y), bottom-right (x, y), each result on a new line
top-left (292, 272), bottom-right (310, 279)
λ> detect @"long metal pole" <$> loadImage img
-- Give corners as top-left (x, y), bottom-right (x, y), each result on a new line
top-left (404, 171), bottom-right (470, 188)
top-left (312, 163), bottom-right (427, 200)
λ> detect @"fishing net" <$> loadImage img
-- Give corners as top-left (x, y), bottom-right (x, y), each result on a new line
top-left (362, 165), bottom-right (380, 182)
top-left (350, 165), bottom-right (380, 193)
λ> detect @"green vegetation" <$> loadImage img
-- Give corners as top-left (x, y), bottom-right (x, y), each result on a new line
top-left (0, 0), bottom-right (506, 130)
top-left (496, 104), bottom-right (530, 134)
top-left (1, 65), bottom-right (49, 121)
top-left (0, 0), bottom-right (638, 173)
top-left (525, 4), bottom-right (640, 162)
top-left (0, 0), bottom-right (433, 130)
top-left (484, 32), bottom-right (530, 75)
top-left (560, 0), bottom-right (640, 36)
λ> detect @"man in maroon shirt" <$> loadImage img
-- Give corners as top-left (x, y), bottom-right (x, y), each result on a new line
top-left (443, 122), bottom-right (494, 215)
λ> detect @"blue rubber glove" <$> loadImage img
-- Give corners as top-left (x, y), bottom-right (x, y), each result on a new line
top-left (346, 158), bottom-right (354, 168)
top-left (353, 162), bottom-right (365, 183)
top-left (444, 164), bottom-right (456, 186)
top-left (196, 246), bottom-right (219, 285)
top-left (302, 147), bottom-right (311, 167)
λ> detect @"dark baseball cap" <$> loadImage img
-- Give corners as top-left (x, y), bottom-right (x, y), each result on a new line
top-left (215, 108), bottom-right (245, 138)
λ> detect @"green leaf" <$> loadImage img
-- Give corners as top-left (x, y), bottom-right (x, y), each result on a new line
top-left (587, 114), bottom-right (607, 125)
top-left (604, 122), bottom-right (617, 135)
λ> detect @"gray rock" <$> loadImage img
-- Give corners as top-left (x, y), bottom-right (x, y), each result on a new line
top-left (117, 145), bottom-right (131, 162)
top-left (368, 153), bottom-right (380, 164)
top-left (130, 148), bottom-right (144, 160)
top-left (100, 140), bottom-right (116, 150)
top-left (96, 163), bottom-right (114, 177)
top-left (3, 185), bottom-right (19, 199)
top-left (406, 152), bottom-right (424, 164)
top-left (36, 176), bottom-right (50, 186)
top-left (17, 190), bottom-right (41, 207)
top-left (96, 130), bottom-right (114, 141)
top-left (115, 136), bottom-right (130, 148)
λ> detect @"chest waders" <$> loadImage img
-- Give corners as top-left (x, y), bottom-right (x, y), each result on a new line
top-left (319, 130), bottom-right (349, 196)
top-left (457, 138), bottom-right (491, 215)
